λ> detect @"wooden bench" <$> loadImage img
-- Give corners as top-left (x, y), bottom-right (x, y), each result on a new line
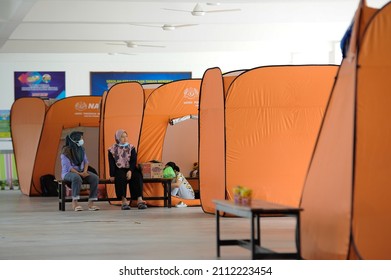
top-left (213, 199), bottom-right (303, 260)
top-left (58, 177), bottom-right (173, 211)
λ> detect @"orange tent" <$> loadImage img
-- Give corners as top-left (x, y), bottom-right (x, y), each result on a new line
top-left (10, 97), bottom-right (47, 196)
top-left (99, 80), bottom-right (201, 205)
top-left (98, 79), bottom-right (201, 206)
top-left (34, 96), bottom-right (102, 196)
top-left (198, 68), bottom-right (226, 214)
top-left (11, 96), bottom-right (101, 196)
top-left (99, 82), bottom-right (144, 200)
top-left (301, 0), bottom-right (391, 260)
top-left (226, 65), bottom-right (338, 207)
top-left (138, 79), bottom-right (202, 206)
top-left (199, 65), bottom-right (338, 213)
top-left (11, 80), bottom-right (200, 204)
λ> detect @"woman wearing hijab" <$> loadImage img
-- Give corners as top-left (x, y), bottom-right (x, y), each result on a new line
top-left (108, 129), bottom-right (147, 210)
top-left (61, 131), bottom-right (100, 211)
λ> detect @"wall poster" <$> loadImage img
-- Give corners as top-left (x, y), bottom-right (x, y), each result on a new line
top-left (90, 71), bottom-right (192, 96)
top-left (14, 71), bottom-right (66, 100)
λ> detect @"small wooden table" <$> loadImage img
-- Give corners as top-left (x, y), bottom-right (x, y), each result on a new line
top-left (213, 199), bottom-right (302, 260)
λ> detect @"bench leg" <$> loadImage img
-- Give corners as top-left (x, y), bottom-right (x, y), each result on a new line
top-left (58, 181), bottom-right (66, 211)
top-left (167, 181), bottom-right (172, 208)
top-left (216, 209), bottom-right (221, 257)
top-left (162, 182), bottom-right (167, 208)
top-left (295, 214), bottom-right (302, 259)
top-left (58, 181), bottom-right (61, 211)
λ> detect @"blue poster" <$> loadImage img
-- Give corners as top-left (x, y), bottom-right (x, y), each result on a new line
top-left (90, 72), bottom-right (192, 96)
top-left (14, 71), bottom-right (66, 100)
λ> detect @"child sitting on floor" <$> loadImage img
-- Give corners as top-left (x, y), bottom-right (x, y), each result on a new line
top-left (164, 162), bottom-right (195, 200)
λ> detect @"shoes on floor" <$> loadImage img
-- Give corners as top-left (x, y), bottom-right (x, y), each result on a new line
top-left (73, 205), bottom-right (83, 212)
top-left (176, 201), bottom-right (187, 208)
top-left (137, 201), bottom-right (148, 210)
top-left (121, 204), bottom-right (131, 210)
top-left (88, 205), bottom-right (100, 211)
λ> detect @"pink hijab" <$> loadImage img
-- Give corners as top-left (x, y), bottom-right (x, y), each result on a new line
top-left (108, 129), bottom-right (135, 168)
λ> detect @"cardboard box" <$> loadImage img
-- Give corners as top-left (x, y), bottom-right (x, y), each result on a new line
top-left (139, 162), bottom-right (164, 178)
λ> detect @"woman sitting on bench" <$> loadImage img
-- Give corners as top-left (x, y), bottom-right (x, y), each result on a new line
top-left (61, 131), bottom-right (100, 212)
top-left (108, 129), bottom-right (147, 210)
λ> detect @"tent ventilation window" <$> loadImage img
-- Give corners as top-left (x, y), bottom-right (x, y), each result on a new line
top-left (169, 114), bottom-right (198, 125)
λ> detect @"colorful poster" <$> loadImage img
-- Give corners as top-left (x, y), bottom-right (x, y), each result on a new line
top-left (14, 71), bottom-right (66, 100)
top-left (90, 72), bottom-right (192, 96)
top-left (0, 110), bottom-right (11, 139)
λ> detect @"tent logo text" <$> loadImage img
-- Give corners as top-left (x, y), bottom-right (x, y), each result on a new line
top-left (75, 102), bottom-right (100, 111)
top-left (183, 88), bottom-right (199, 100)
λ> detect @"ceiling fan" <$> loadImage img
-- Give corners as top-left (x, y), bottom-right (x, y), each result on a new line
top-left (106, 41), bottom-right (165, 48)
top-left (130, 23), bottom-right (198, 31)
top-left (163, 3), bottom-right (241, 16)
top-left (107, 52), bottom-right (137, 56)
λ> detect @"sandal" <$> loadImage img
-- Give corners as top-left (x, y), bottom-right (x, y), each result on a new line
top-left (74, 206), bottom-right (83, 212)
top-left (88, 205), bottom-right (100, 211)
top-left (121, 204), bottom-right (131, 210)
top-left (137, 201), bottom-right (148, 210)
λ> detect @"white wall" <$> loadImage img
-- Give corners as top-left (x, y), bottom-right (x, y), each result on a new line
top-left (0, 46), bottom-right (342, 151)
top-left (0, 48), bottom-right (341, 108)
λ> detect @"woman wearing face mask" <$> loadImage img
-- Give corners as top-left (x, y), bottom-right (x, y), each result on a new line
top-left (61, 131), bottom-right (100, 211)
top-left (108, 129), bottom-right (147, 210)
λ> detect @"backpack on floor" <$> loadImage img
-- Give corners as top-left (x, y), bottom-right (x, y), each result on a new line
top-left (40, 174), bottom-right (59, 197)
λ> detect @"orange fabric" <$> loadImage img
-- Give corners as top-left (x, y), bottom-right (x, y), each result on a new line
top-left (300, 0), bottom-right (391, 260)
top-left (32, 96), bottom-right (101, 196)
top-left (99, 82), bottom-right (144, 201)
top-left (199, 68), bottom-right (226, 214)
top-left (347, 0), bottom-right (377, 57)
top-left (223, 70), bottom-right (245, 97)
top-left (225, 65), bottom-right (337, 207)
top-left (299, 0), bottom-right (369, 258)
top-left (354, 1), bottom-right (391, 259)
top-left (98, 88), bottom-right (108, 180)
top-left (138, 79), bottom-right (201, 206)
top-left (10, 98), bottom-right (47, 196)
top-left (142, 83), bottom-right (162, 102)
top-left (300, 61), bottom-right (355, 259)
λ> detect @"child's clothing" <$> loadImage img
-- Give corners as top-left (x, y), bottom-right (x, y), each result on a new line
top-left (171, 171), bottom-right (195, 199)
